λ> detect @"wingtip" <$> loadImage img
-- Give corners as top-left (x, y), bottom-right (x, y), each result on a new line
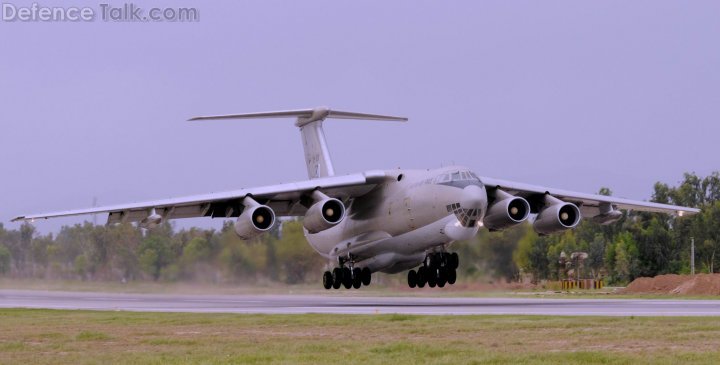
top-left (11, 216), bottom-right (25, 223)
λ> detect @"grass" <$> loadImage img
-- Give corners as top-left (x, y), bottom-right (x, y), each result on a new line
top-left (0, 309), bottom-right (719, 364)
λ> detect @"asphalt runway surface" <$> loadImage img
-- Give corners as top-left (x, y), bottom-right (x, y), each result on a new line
top-left (1, 289), bottom-right (719, 316)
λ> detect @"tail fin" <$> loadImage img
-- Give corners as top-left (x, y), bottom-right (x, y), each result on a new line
top-left (189, 107), bottom-right (407, 179)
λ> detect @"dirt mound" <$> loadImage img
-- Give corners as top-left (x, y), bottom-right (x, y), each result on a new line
top-left (622, 274), bottom-right (720, 295)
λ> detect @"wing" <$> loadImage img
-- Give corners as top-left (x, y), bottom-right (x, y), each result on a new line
top-left (480, 176), bottom-right (700, 217)
top-left (12, 171), bottom-right (388, 224)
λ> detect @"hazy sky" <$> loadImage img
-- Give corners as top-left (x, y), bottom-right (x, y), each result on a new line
top-left (1, 1), bottom-right (718, 233)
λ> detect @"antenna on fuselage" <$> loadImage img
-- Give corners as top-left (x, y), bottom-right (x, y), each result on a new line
top-left (189, 106), bottom-right (407, 179)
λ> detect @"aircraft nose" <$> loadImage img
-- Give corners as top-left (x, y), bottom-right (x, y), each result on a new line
top-left (460, 185), bottom-right (487, 210)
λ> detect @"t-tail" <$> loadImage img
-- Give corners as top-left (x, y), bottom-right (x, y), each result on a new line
top-left (189, 107), bottom-right (407, 179)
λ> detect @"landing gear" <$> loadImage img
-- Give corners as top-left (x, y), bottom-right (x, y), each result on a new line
top-left (416, 267), bottom-right (427, 288)
top-left (323, 264), bottom-right (372, 290)
top-left (361, 267), bottom-right (372, 286)
top-left (342, 267), bottom-right (352, 289)
top-left (407, 252), bottom-right (459, 289)
top-left (352, 268), bottom-right (362, 289)
top-left (408, 269), bottom-right (417, 288)
top-left (323, 271), bottom-right (333, 289)
top-left (332, 268), bottom-right (343, 289)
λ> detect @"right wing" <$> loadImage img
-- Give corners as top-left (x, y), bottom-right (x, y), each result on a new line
top-left (480, 176), bottom-right (700, 217)
top-left (12, 171), bottom-right (388, 224)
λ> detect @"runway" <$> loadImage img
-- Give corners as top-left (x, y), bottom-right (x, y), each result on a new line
top-left (1, 289), bottom-right (719, 316)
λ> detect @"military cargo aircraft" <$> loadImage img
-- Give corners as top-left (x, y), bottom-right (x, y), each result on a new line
top-left (13, 107), bottom-right (700, 289)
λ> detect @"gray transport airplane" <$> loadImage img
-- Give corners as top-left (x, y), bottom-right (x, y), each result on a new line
top-left (13, 107), bottom-right (700, 290)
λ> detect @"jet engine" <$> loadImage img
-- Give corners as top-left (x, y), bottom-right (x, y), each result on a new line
top-left (234, 198), bottom-right (276, 240)
top-left (303, 192), bottom-right (345, 234)
top-left (483, 190), bottom-right (530, 230)
top-left (533, 195), bottom-right (581, 235)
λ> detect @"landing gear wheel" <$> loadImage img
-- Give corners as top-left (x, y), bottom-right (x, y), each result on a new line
top-left (450, 252), bottom-right (459, 269)
top-left (361, 267), bottom-right (372, 286)
top-left (427, 269), bottom-right (437, 288)
top-left (447, 269), bottom-right (457, 285)
top-left (417, 267), bottom-right (427, 288)
top-left (342, 267), bottom-right (352, 289)
top-left (323, 271), bottom-right (333, 290)
top-left (332, 268), bottom-right (342, 289)
top-left (437, 268), bottom-right (447, 288)
top-left (352, 268), bottom-right (362, 289)
top-left (408, 270), bottom-right (417, 288)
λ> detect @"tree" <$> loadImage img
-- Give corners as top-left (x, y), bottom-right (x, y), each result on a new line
top-left (0, 245), bottom-right (11, 275)
top-left (275, 221), bottom-right (324, 284)
top-left (138, 234), bottom-right (173, 280)
top-left (513, 227), bottom-right (550, 283)
top-left (609, 232), bottom-right (639, 283)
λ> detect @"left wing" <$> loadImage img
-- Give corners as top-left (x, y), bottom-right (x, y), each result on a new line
top-left (480, 176), bottom-right (700, 217)
top-left (12, 171), bottom-right (388, 224)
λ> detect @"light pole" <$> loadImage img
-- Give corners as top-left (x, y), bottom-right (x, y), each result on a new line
top-left (691, 237), bottom-right (695, 276)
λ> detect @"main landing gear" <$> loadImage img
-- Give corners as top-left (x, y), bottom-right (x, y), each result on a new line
top-left (323, 266), bottom-right (371, 290)
top-left (407, 252), bottom-right (459, 289)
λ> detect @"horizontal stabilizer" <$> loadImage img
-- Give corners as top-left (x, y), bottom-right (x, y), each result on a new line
top-left (189, 106), bottom-right (407, 127)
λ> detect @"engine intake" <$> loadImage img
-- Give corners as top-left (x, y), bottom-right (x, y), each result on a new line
top-left (304, 196), bottom-right (345, 234)
top-left (234, 198), bottom-right (275, 240)
top-left (533, 195), bottom-right (581, 235)
top-left (483, 190), bottom-right (530, 230)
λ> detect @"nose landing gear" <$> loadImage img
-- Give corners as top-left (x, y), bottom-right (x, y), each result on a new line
top-left (407, 252), bottom-right (459, 289)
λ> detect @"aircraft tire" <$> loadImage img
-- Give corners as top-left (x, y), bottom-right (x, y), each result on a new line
top-left (361, 267), bottom-right (372, 286)
top-left (447, 269), bottom-right (457, 285)
top-left (450, 253), bottom-right (459, 269)
top-left (437, 268), bottom-right (447, 288)
top-left (407, 270), bottom-right (417, 288)
top-left (427, 269), bottom-right (437, 288)
top-left (342, 267), bottom-right (353, 289)
top-left (352, 268), bottom-right (362, 289)
top-left (417, 267), bottom-right (427, 288)
top-left (323, 271), bottom-right (333, 290)
top-left (332, 268), bottom-right (343, 289)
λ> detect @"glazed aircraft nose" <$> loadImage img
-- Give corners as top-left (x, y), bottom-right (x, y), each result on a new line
top-left (460, 185), bottom-right (487, 210)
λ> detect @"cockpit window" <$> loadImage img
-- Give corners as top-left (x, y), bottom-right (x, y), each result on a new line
top-left (447, 170), bottom-right (481, 182)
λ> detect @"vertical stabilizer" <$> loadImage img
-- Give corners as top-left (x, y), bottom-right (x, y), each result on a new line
top-left (299, 120), bottom-right (334, 178)
top-left (189, 106), bottom-right (407, 179)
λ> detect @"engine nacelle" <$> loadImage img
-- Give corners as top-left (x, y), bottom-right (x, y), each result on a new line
top-left (303, 197), bottom-right (345, 234)
top-left (483, 192), bottom-right (530, 231)
top-left (234, 203), bottom-right (275, 240)
top-left (533, 196), bottom-right (581, 235)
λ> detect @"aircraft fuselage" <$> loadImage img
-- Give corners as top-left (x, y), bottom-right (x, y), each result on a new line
top-left (304, 166), bottom-right (488, 273)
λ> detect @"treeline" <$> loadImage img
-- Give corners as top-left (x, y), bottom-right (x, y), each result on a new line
top-left (0, 172), bottom-right (717, 285)
top-left (0, 220), bottom-right (326, 284)
top-left (466, 172), bottom-right (720, 284)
